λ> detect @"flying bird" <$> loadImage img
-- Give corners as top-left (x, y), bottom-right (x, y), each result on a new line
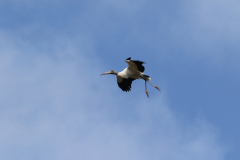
top-left (100, 57), bottom-right (160, 97)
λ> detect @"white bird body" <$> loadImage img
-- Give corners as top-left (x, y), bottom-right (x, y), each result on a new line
top-left (118, 68), bottom-right (140, 79)
top-left (117, 68), bottom-right (129, 79)
top-left (100, 57), bottom-right (160, 97)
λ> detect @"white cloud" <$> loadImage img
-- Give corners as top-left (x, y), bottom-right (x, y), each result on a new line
top-left (191, 0), bottom-right (240, 36)
top-left (173, 0), bottom-right (240, 64)
top-left (0, 31), bottom-right (227, 160)
top-left (3, 0), bottom-right (239, 69)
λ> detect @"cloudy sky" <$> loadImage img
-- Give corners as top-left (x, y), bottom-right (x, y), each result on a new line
top-left (0, 0), bottom-right (239, 159)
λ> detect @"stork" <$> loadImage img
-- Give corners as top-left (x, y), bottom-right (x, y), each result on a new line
top-left (100, 57), bottom-right (160, 97)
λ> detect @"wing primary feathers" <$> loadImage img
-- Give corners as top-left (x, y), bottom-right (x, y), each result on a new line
top-left (117, 78), bottom-right (135, 92)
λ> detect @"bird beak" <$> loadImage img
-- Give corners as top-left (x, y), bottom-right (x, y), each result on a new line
top-left (100, 71), bottom-right (112, 76)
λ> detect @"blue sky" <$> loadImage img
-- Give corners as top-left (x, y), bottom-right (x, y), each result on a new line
top-left (0, 0), bottom-right (239, 159)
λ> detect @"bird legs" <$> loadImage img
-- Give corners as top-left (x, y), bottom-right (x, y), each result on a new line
top-left (145, 80), bottom-right (149, 98)
top-left (148, 81), bottom-right (161, 91)
top-left (145, 80), bottom-right (161, 98)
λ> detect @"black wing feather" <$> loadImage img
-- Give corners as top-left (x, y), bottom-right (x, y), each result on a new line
top-left (131, 60), bottom-right (145, 72)
top-left (118, 78), bottom-right (135, 92)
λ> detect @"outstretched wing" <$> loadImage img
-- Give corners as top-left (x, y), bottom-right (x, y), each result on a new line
top-left (125, 57), bottom-right (145, 73)
top-left (117, 77), bottom-right (135, 92)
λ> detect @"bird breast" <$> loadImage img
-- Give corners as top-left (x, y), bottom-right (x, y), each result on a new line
top-left (117, 68), bottom-right (128, 78)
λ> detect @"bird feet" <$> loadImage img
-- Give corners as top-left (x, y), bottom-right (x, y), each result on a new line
top-left (146, 90), bottom-right (150, 98)
top-left (154, 85), bottom-right (161, 91)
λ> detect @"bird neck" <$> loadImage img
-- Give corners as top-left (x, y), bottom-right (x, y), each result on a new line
top-left (111, 70), bottom-right (118, 75)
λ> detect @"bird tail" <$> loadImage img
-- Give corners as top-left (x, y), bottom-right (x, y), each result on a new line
top-left (142, 74), bottom-right (151, 81)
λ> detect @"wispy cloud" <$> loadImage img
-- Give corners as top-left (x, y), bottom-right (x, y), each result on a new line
top-left (164, 0), bottom-right (240, 66)
top-left (0, 30), bottom-right (227, 160)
